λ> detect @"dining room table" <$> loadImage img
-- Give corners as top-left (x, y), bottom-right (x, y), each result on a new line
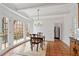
top-left (30, 34), bottom-right (45, 51)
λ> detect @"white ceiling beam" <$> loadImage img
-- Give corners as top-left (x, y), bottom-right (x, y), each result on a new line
top-left (16, 4), bottom-right (54, 10)
top-left (31, 11), bottom-right (71, 17)
top-left (17, 3), bottom-right (67, 11)
top-left (1, 4), bottom-right (33, 21)
top-left (17, 4), bottom-right (72, 18)
top-left (32, 12), bottom-right (71, 20)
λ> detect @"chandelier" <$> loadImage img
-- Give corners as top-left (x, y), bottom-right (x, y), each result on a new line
top-left (34, 9), bottom-right (42, 26)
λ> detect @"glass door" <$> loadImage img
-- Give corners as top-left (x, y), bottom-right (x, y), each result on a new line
top-left (14, 20), bottom-right (24, 45)
top-left (2, 17), bottom-right (8, 50)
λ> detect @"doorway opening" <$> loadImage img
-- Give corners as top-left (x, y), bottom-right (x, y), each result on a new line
top-left (54, 23), bottom-right (62, 40)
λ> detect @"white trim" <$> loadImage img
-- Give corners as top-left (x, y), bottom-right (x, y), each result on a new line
top-left (0, 4), bottom-right (32, 21)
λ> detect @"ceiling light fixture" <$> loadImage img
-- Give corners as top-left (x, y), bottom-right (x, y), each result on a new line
top-left (34, 9), bottom-right (42, 26)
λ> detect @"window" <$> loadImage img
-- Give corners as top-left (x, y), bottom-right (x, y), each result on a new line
top-left (2, 17), bottom-right (8, 50)
top-left (13, 20), bottom-right (24, 45)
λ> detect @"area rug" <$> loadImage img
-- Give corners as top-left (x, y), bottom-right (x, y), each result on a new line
top-left (14, 42), bottom-right (47, 56)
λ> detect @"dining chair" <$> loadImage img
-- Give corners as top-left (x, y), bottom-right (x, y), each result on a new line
top-left (30, 36), bottom-right (43, 51)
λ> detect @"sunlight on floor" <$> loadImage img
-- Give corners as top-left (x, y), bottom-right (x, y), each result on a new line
top-left (4, 41), bottom-right (47, 56)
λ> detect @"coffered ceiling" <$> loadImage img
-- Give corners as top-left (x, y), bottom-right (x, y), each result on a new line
top-left (2, 3), bottom-right (72, 20)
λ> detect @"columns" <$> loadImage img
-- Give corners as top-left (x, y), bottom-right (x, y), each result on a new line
top-left (7, 17), bottom-right (14, 48)
top-left (0, 33), bottom-right (2, 51)
top-left (23, 23), bottom-right (26, 40)
top-left (0, 16), bottom-right (2, 51)
top-left (71, 4), bottom-right (77, 38)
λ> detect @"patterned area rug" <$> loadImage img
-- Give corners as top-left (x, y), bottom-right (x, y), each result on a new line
top-left (12, 42), bottom-right (47, 56)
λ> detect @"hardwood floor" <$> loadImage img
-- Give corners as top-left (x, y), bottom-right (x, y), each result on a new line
top-left (2, 39), bottom-right (78, 56)
top-left (46, 39), bottom-right (70, 56)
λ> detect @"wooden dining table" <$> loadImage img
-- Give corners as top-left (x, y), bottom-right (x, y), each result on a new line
top-left (30, 34), bottom-right (45, 51)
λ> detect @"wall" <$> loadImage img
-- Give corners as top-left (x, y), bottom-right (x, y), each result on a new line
top-left (0, 4), bottom-right (33, 34)
top-left (33, 4), bottom-right (78, 46)
top-left (62, 14), bottom-right (72, 46)
top-left (0, 4), bottom-right (33, 51)
top-left (0, 3), bottom-right (77, 47)
top-left (33, 14), bottom-right (72, 43)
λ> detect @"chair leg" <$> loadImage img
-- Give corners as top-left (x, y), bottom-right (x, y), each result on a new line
top-left (37, 44), bottom-right (39, 51)
top-left (41, 42), bottom-right (43, 50)
top-left (40, 42), bottom-right (43, 50)
top-left (31, 44), bottom-right (33, 51)
top-left (43, 37), bottom-right (45, 46)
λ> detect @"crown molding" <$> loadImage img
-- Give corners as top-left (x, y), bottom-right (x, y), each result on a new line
top-left (0, 4), bottom-right (33, 21)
